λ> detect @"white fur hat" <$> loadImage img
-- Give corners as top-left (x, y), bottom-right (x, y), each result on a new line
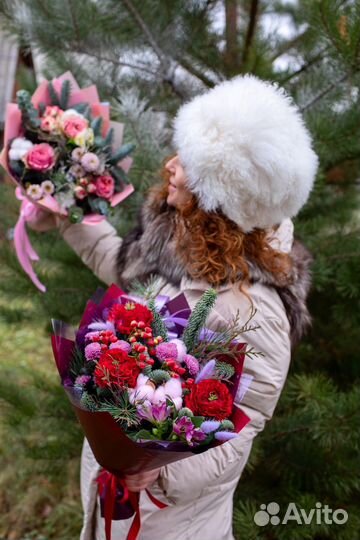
top-left (173, 75), bottom-right (318, 232)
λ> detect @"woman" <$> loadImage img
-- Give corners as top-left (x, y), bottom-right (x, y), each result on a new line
top-left (33, 75), bottom-right (318, 539)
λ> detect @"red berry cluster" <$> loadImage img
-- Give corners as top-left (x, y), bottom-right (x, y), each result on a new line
top-left (128, 319), bottom-right (164, 369)
top-left (181, 378), bottom-right (195, 393)
top-left (89, 330), bottom-right (117, 352)
top-left (161, 359), bottom-right (186, 379)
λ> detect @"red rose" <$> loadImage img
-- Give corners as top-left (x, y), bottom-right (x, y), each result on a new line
top-left (185, 379), bottom-right (233, 420)
top-left (94, 348), bottom-right (140, 389)
top-left (95, 174), bottom-right (115, 200)
top-left (108, 302), bottom-right (153, 334)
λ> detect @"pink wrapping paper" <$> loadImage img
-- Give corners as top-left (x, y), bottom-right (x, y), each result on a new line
top-left (0, 72), bottom-right (135, 292)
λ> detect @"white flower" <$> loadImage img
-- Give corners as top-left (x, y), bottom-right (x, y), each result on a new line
top-left (26, 184), bottom-right (43, 200)
top-left (55, 190), bottom-right (76, 209)
top-left (81, 152), bottom-right (100, 172)
top-left (71, 147), bottom-right (85, 162)
top-left (9, 137), bottom-right (33, 161)
top-left (62, 108), bottom-right (86, 120)
top-left (74, 128), bottom-right (94, 148)
top-left (69, 164), bottom-right (86, 178)
top-left (41, 180), bottom-right (55, 195)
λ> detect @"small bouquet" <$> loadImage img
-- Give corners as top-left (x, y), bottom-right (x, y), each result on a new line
top-left (51, 283), bottom-right (254, 540)
top-left (0, 72), bottom-right (134, 291)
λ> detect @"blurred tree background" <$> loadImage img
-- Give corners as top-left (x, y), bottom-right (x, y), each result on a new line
top-left (0, 1), bottom-right (359, 539)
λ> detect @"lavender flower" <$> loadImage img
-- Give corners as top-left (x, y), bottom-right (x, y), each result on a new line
top-left (88, 320), bottom-right (115, 332)
top-left (200, 420), bottom-right (221, 434)
top-left (195, 359), bottom-right (216, 383)
top-left (214, 431), bottom-right (238, 442)
top-left (173, 416), bottom-right (207, 446)
top-left (109, 340), bottom-right (131, 352)
top-left (75, 375), bottom-right (91, 387)
top-left (183, 354), bottom-right (200, 376)
top-left (84, 342), bottom-right (102, 361)
top-left (63, 376), bottom-right (73, 387)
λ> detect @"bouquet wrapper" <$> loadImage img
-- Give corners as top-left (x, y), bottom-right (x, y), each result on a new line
top-left (51, 284), bottom-right (251, 540)
top-left (0, 71), bottom-right (134, 292)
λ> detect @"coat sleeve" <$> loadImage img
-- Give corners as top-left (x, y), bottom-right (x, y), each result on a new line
top-left (58, 219), bottom-right (122, 286)
top-left (157, 300), bottom-right (291, 504)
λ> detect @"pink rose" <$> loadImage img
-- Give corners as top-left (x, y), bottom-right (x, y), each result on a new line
top-left (41, 116), bottom-right (57, 132)
top-left (45, 105), bottom-right (63, 117)
top-left (24, 143), bottom-right (56, 172)
top-left (95, 174), bottom-right (115, 200)
top-left (62, 115), bottom-right (88, 139)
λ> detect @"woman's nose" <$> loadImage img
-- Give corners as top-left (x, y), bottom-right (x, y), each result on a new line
top-left (165, 156), bottom-right (177, 172)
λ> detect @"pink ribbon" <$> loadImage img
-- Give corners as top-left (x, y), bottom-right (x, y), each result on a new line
top-left (14, 188), bottom-right (46, 293)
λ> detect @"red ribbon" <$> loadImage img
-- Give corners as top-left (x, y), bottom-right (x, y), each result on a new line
top-left (96, 470), bottom-right (167, 540)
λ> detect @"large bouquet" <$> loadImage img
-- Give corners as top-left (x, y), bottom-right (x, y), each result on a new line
top-left (51, 283), bottom-right (254, 540)
top-left (0, 72), bottom-right (134, 291)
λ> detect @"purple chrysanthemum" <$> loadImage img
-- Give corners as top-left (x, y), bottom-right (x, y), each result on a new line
top-left (183, 354), bottom-right (200, 376)
top-left (75, 375), bottom-right (91, 387)
top-left (85, 341), bottom-right (102, 361)
top-left (85, 331), bottom-right (100, 343)
top-left (156, 342), bottom-right (178, 362)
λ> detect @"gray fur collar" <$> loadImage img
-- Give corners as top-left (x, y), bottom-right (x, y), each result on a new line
top-left (116, 186), bottom-right (313, 347)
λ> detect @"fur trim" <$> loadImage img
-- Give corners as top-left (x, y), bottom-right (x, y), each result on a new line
top-left (116, 187), bottom-right (313, 347)
top-left (173, 75), bottom-right (319, 232)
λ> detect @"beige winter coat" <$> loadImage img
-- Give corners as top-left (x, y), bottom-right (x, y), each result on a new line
top-left (58, 217), bottom-right (294, 540)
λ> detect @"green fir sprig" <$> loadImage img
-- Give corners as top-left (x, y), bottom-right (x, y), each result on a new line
top-left (148, 298), bottom-right (169, 341)
top-left (182, 289), bottom-right (217, 351)
top-left (98, 392), bottom-right (140, 428)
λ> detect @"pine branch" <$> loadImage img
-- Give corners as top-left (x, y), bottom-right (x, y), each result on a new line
top-left (98, 394), bottom-right (140, 427)
top-left (119, 0), bottom-right (169, 67)
top-left (241, 0), bottom-right (260, 67)
top-left (148, 298), bottom-right (169, 341)
top-left (182, 289), bottom-right (217, 351)
top-left (224, 0), bottom-right (239, 74)
top-left (300, 72), bottom-right (349, 112)
top-left (129, 275), bottom-right (163, 300)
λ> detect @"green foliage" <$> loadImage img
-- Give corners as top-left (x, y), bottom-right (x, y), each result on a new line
top-left (215, 360), bottom-right (235, 380)
top-left (108, 143), bottom-right (136, 165)
top-left (98, 394), bottom-right (140, 428)
top-left (16, 89), bottom-right (40, 129)
top-left (59, 79), bottom-right (71, 110)
top-left (149, 369), bottom-right (171, 384)
top-left (47, 81), bottom-right (60, 107)
top-left (147, 298), bottom-right (169, 341)
top-left (182, 289), bottom-right (217, 351)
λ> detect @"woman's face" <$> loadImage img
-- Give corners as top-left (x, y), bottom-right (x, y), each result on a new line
top-left (165, 155), bottom-right (193, 208)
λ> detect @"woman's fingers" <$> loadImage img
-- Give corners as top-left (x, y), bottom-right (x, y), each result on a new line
top-left (125, 468), bottom-right (161, 492)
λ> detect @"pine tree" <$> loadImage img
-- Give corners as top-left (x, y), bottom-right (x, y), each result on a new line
top-left (0, 1), bottom-right (360, 539)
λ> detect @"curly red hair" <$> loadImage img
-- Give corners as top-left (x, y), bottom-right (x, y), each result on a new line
top-left (151, 158), bottom-right (293, 289)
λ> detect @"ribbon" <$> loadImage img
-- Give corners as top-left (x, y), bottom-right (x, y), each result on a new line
top-left (97, 469), bottom-right (167, 540)
top-left (14, 188), bottom-right (46, 292)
